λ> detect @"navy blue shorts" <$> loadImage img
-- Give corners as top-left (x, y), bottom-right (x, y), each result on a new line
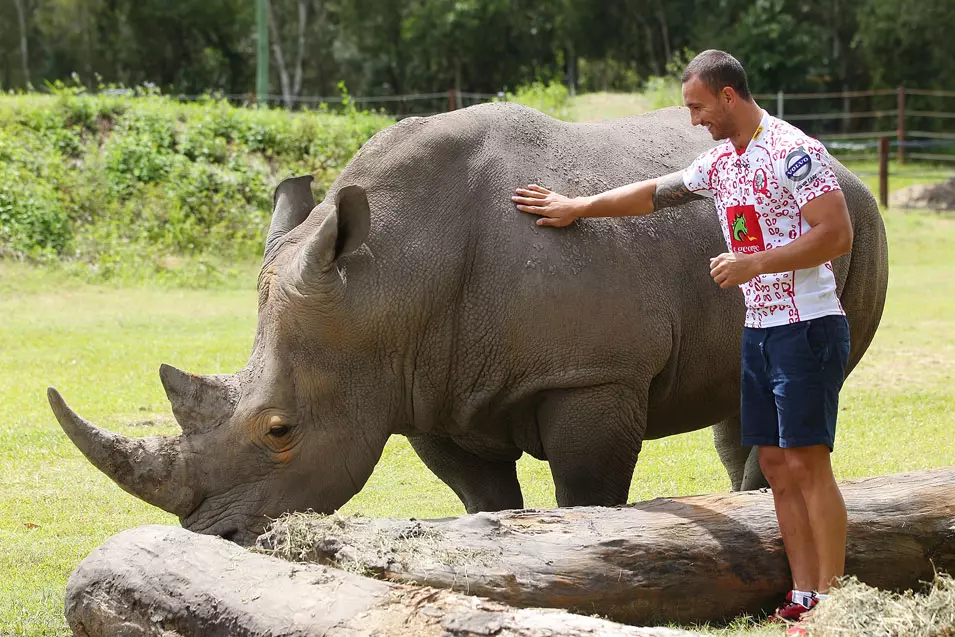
top-left (740, 314), bottom-right (851, 450)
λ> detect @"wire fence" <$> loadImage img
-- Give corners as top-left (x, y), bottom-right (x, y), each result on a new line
top-left (149, 88), bottom-right (503, 118)
top-left (753, 88), bottom-right (955, 160)
top-left (115, 84), bottom-right (955, 194)
top-left (752, 87), bottom-right (955, 199)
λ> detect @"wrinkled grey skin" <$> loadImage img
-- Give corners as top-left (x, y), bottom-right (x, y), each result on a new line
top-left (49, 103), bottom-right (888, 545)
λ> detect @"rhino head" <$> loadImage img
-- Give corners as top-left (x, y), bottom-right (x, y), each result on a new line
top-left (48, 175), bottom-right (390, 545)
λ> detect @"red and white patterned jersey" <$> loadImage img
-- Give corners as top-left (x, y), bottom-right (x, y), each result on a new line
top-left (682, 110), bottom-right (845, 328)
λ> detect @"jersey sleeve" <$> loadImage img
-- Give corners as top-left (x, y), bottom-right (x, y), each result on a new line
top-left (775, 139), bottom-right (842, 208)
top-left (682, 149), bottom-right (716, 198)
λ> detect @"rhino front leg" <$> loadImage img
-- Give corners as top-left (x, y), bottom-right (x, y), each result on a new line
top-left (407, 433), bottom-right (524, 513)
top-left (539, 386), bottom-right (644, 507)
top-left (713, 414), bottom-right (768, 491)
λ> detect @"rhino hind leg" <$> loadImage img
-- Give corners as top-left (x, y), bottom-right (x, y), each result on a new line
top-left (713, 415), bottom-right (768, 491)
top-left (407, 433), bottom-right (524, 513)
top-left (539, 387), bottom-right (644, 507)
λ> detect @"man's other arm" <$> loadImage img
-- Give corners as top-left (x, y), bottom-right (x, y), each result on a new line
top-left (710, 190), bottom-right (853, 288)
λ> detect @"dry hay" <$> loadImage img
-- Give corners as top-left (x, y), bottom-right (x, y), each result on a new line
top-left (253, 511), bottom-right (495, 577)
top-left (800, 572), bottom-right (955, 637)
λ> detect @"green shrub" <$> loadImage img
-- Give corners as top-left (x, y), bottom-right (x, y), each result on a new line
top-left (500, 80), bottom-right (572, 120)
top-left (643, 49), bottom-right (696, 110)
top-left (0, 92), bottom-right (394, 280)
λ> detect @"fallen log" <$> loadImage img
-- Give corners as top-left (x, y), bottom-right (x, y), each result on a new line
top-left (65, 525), bottom-right (703, 637)
top-left (257, 466), bottom-right (955, 626)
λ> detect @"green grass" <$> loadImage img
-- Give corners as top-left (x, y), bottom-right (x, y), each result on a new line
top-left (2, 199), bottom-right (954, 635)
top-left (841, 160), bottom-right (955, 198)
top-left (567, 91), bottom-right (656, 122)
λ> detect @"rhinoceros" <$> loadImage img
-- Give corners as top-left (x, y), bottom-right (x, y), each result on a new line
top-left (49, 103), bottom-right (888, 545)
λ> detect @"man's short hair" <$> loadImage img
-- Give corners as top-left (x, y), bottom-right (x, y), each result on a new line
top-left (681, 50), bottom-right (751, 100)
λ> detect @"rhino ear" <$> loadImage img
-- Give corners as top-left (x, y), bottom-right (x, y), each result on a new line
top-left (296, 185), bottom-right (370, 286)
top-left (264, 175), bottom-right (315, 261)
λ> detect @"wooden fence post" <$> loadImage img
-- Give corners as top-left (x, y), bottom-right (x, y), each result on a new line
top-left (879, 137), bottom-right (889, 209)
top-left (897, 86), bottom-right (906, 165)
top-left (776, 90), bottom-right (784, 120)
top-left (448, 88), bottom-right (457, 112)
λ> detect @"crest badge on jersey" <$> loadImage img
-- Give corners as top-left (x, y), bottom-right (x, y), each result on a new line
top-left (753, 168), bottom-right (768, 195)
top-left (725, 204), bottom-right (765, 254)
top-left (785, 147), bottom-right (813, 182)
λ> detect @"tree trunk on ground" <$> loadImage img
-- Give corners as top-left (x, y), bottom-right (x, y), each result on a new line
top-left (65, 525), bottom-right (703, 637)
top-left (258, 467), bottom-right (955, 626)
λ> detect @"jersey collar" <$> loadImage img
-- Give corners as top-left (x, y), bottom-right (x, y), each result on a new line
top-left (737, 110), bottom-right (771, 156)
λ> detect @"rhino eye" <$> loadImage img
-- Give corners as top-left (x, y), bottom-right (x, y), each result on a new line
top-left (268, 424), bottom-right (291, 438)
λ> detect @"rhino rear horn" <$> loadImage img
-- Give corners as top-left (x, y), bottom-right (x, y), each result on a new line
top-left (159, 364), bottom-right (236, 435)
top-left (264, 175), bottom-right (316, 261)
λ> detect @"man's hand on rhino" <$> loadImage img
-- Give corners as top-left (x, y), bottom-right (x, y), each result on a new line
top-left (512, 184), bottom-right (581, 227)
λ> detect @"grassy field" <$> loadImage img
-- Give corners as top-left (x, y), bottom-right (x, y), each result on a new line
top-left (2, 174), bottom-right (954, 634)
top-left (567, 91), bottom-right (658, 121)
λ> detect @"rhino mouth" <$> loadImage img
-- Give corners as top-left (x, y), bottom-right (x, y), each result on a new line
top-left (175, 481), bottom-right (275, 546)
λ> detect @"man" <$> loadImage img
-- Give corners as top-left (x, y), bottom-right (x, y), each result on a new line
top-left (512, 49), bottom-right (852, 627)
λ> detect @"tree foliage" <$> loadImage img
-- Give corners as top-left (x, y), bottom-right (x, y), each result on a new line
top-left (1, 0), bottom-right (946, 99)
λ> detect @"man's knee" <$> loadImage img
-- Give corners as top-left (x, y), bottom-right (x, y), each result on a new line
top-left (784, 445), bottom-right (834, 486)
top-left (758, 446), bottom-right (791, 488)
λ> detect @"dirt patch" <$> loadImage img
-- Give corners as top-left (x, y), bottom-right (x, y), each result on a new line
top-left (846, 344), bottom-right (955, 393)
top-left (890, 178), bottom-right (955, 210)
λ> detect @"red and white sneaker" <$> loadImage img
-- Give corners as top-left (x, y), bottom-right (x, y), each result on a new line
top-left (769, 590), bottom-right (817, 623)
top-left (786, 624), bottom-right (810, 636)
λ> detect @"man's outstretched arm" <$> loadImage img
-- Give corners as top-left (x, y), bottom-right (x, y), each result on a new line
top-left (512, 170), bottom-right (704, 227)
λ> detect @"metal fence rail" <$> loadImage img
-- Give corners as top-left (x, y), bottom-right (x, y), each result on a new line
top-left (751, 87), bottom-right (955, 166)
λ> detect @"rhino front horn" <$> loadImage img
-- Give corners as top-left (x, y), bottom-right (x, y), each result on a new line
top-left (47, 387), bottom-right (197, 517)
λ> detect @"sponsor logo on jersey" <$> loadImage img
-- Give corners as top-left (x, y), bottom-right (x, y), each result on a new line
top-left (785, 148), bottom-right (812, 182)
top-left (726, 205), bottom-right (764, 254)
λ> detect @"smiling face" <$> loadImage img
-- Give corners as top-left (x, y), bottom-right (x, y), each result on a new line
top-left (682, 75), bottom-right (736, 142)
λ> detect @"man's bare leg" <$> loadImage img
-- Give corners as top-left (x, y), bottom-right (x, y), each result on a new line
top-left (758, 445), bottom-right (819, 591)
top-left (784, 445), bottom-right (847, 593)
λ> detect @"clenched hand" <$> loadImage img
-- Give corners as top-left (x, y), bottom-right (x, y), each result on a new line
top-left (709, 252), bottom-right (760, 288)
top-left (512, 184), bottom-right (580, 227)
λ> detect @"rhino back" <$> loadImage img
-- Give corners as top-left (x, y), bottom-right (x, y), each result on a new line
top-left (827, 162), bottom-right (888, 375)
top-left (326, 102), bottom-right (883, 447)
